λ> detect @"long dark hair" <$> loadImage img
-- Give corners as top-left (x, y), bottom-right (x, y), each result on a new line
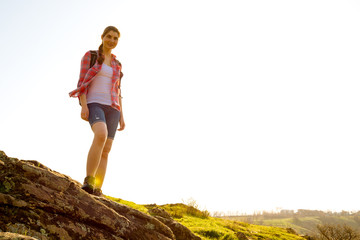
top-left (98, 26), bottom-right (120, 64)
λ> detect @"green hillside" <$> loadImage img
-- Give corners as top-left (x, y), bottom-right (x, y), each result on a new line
top-left (222, 216), bottom-right (320, 236)
top-left (222, 212), bottom-right (360, 236)
top-left (106, 196), bottom-right (305, 240)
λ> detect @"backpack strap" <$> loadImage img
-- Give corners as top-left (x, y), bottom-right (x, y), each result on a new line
top-left (90, 51), bottom-right (122, 80)
top-left (89, 50), bottom-right (97, 69)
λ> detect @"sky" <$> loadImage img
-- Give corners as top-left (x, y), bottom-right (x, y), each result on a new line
top-left (0, 0), bottom-right (360, 215)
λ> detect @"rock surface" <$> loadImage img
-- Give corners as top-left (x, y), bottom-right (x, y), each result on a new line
top-left (0, 151), bottom-right (200, 240)
top-left (0, 232), bottom-right (38, 240)
top-left (148, 207), bottom-right (202, 240)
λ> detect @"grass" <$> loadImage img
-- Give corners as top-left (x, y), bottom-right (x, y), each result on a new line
top-left (106, 196), bottom-right (149, 213)
top-left (106, 196), bottom-right (306, 240)
top-left (261, 217), bottom-right (320, 236)
top-left (176, 215), bottom-right (305, 240)
top-left (224, 214), bottom-right (360, 236)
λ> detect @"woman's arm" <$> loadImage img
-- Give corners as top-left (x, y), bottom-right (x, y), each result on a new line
top-left (118, 95), bottom-right (125, 131)
top-left (69, 51), bottom-right (92, 98)
top-left (78, 51), bottom-right (92, 87)
top-left (80, 94), bottom-right (89, 121)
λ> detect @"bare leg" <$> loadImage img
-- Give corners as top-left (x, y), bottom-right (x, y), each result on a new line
top-left (86, 122), bottom-right (108, 177)
top-left (94, 138), bottom-right (113, 189)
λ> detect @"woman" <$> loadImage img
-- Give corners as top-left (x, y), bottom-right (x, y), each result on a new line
top-left (69, 26), bottom-right (125, 196)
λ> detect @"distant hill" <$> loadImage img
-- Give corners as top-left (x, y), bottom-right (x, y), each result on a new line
top-left (221, 210), bottom-right (360, 236)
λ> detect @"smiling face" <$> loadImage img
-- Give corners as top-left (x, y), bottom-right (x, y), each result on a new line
top-left (101, 30), bottom-right (120, 50)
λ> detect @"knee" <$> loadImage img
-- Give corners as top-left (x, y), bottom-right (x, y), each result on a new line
top-left (102, 143), bottom-right (112, 155)
top-left (94, 130), bottom-right (108, 143)
top-left (92, 122), bottom-right (108, 144)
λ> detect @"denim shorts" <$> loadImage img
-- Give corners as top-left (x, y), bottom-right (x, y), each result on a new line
top-left (87, 103), bottom-right (121, 140)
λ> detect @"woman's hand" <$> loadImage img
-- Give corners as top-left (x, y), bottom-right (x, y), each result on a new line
top-left (118, 114), bottom-right (125, 131)
top-left (81, 106), bottom-right (89, 121)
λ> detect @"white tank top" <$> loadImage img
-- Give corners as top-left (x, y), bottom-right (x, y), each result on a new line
top-left (87, 64), bottom-right (113, 105)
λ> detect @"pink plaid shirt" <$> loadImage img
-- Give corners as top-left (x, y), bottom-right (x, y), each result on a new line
top-left (69, 50), bottom-right (122, 111)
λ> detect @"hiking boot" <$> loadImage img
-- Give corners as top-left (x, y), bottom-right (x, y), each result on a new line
top-left (81, 176), bottom-right (95, 194)
top-left (92, 188), bottom-right (103, 197)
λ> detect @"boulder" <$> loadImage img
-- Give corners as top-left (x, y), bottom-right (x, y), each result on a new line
top-left (0, 151), bottom-right (182, 240)
top-left (148, 207), bottom-right (201, 240)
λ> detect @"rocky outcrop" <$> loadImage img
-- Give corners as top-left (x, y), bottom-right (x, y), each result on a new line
top-left (147, 207), bottom-right (201, 240)
top-left (0, 151), bottom-right (199, 240)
